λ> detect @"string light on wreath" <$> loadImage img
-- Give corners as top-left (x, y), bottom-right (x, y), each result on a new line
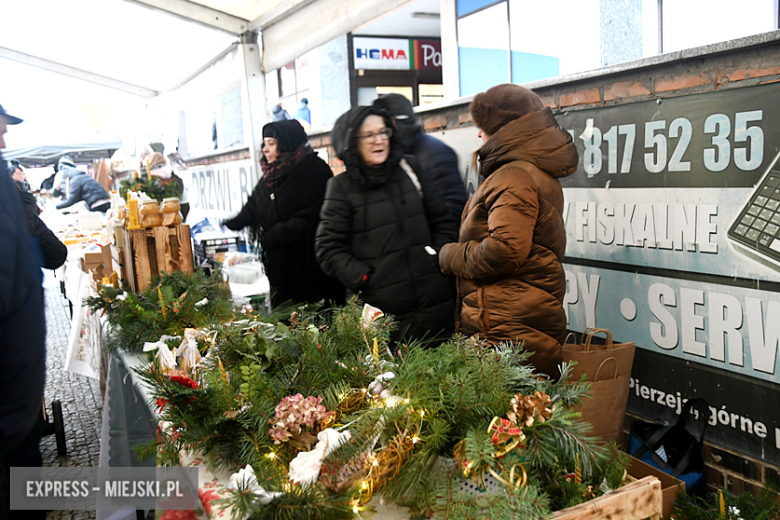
top-left (355, 411), bottom-right (422, 506)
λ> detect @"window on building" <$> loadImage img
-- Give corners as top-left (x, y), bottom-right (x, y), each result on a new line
top-left (661, 0), bottom-right (776, 53)
top-left (455, 0), bottom-right (777, 96)
top-left (266, 51), bottom-right (318, 129)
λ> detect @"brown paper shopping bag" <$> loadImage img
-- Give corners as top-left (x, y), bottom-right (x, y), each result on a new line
top-left (572, 357), bottom-right (631, 443)
top-left (562, 327), bottom-right (636, 381)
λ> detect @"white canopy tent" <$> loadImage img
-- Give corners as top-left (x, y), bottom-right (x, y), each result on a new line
top-left (0, 0), bottom-right (417, 96)
top-left (3, 135), bottom-right (123, 166)
top-left (1, 0), bottom-right (419, 169)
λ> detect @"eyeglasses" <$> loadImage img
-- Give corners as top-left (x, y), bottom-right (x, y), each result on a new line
top-left (150, 162), bottom-right (167, 171)
top-left (356, 127), bottom-right (392, 142)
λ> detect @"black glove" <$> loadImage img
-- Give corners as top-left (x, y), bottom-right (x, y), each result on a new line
top-left (221, 218), bottom-right (239, 231)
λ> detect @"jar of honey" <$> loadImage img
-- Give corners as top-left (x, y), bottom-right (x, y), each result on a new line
top-left (160, 197), bottom-right (181, 214)
top-left (141, 213), bottom-right (162, 228)
top-left (161, 197), bottom-right (183, 226)
top-left (139, 200), bottom-right (160, 216)
top-left (140, 200), bottom-right (162, 227)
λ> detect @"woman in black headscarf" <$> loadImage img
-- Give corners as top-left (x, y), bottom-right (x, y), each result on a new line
top-left (315, 107), bottom-right (456, 342)
top-left (223, 120), bottom-right (343, 308)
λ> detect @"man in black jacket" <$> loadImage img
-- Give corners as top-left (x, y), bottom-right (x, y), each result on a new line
top-left (0, 104), bottom-right (46, 520)
top-left (54, 156), bottom-right (111, 212)
top-left (373, 94), bottom-right (468, 225)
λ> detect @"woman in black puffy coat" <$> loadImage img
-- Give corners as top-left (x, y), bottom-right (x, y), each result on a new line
top-left (315, 106), bottom-right (456, 342)
top-left (223, 120), bottom-right (343, 308)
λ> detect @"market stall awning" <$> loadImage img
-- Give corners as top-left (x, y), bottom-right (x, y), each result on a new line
top-left (4, 135), bottom-right (124, 167)
top-left (1, 0), bottom-right (416, 97)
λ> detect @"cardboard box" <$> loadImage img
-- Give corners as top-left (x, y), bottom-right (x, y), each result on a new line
top-left (80, 245), bottom-right (114, 282)
top-left (628, 454), bottom-right (685, 518)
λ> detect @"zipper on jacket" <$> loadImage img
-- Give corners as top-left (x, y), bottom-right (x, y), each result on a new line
top-left (478, 286), bottom-right (489, 330)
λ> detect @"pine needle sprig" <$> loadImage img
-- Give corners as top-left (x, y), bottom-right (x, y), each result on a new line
top-left (671, 482), bottom-right (780, 520)
top-left (87, 269), bottom-right (235, 353)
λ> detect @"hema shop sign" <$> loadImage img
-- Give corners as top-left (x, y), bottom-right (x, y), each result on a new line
top-left (353, 37), bottom-right (442, 70)
top-left (557, 82), bottom-right (780, 463)
top-left (184, 159), bottom-right (258, 219)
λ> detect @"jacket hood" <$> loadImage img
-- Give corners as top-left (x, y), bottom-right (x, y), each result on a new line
top-left (331, 106), bottom-right (373, 161)
top-left (478, 107), bottom-right (578, 180)
top-left (61, 165), bottom-right (85, 179)
top-left (331, 106), bottom-right (403, 173)
top-left (372, 94), bottom-right (422, 152)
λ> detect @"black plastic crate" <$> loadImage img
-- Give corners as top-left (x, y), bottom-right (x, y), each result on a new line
top-left (193, 236), bottom-right (246, 258)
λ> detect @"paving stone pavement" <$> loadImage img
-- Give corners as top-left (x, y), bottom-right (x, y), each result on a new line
top-left (42, 277), bottom-right (103, 520)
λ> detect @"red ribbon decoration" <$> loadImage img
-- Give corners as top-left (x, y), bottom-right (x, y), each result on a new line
top-left (487, 417), bottom-right (525, 458)
top-left (489, 417), bottom-right (523, 444)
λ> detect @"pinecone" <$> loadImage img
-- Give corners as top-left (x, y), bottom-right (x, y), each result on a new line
top-left (507, 391), bottom-right (555, 427)
top-left (318, 452), bottom-right (372, 493)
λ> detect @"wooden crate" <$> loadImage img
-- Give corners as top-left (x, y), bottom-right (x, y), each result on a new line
top-left (121, 225), bottom-right (194, 292)
top-left (627, 456), bottom-right (684, 518)
top-left (552, 476), bottom-right (662, 520)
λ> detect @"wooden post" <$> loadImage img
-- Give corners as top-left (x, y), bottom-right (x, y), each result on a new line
top-left (175, 225), bottom-right (194, 274)
top-left (132, 229), bottom-right (154, 292)
top-left (152, 227), bottom-right (175, 274)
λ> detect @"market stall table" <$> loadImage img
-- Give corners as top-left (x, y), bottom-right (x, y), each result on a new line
top-left (99, 351), bottom-right (415, 519)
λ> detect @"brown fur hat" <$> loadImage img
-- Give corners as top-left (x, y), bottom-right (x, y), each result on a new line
top-left (471, 84), bottom-right (544, 136)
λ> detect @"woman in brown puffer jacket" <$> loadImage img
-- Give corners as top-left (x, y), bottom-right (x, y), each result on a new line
top-left (439, 84), bottom-right (578, 377)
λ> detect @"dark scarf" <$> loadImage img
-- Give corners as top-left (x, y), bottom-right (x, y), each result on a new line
top-left (361, 161), bottom-right (387, 186)
top-left (261, 142), bottom-right (315, 189)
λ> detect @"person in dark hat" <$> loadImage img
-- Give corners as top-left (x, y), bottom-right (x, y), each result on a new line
top-left (315, 106), bottom-right (456, 343)
top-left (373, 94), bottom-right (467, 225)
top-left (0, 103), bottom-right (47, 520)
top-left (53, 155), bottom-right (111, 212)
top-left (223, 119), bottom-right (343, 308)
top-left (438, 84), bottom-right (578, 377)
top-left (0, 103), bottom-right (22, 150)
